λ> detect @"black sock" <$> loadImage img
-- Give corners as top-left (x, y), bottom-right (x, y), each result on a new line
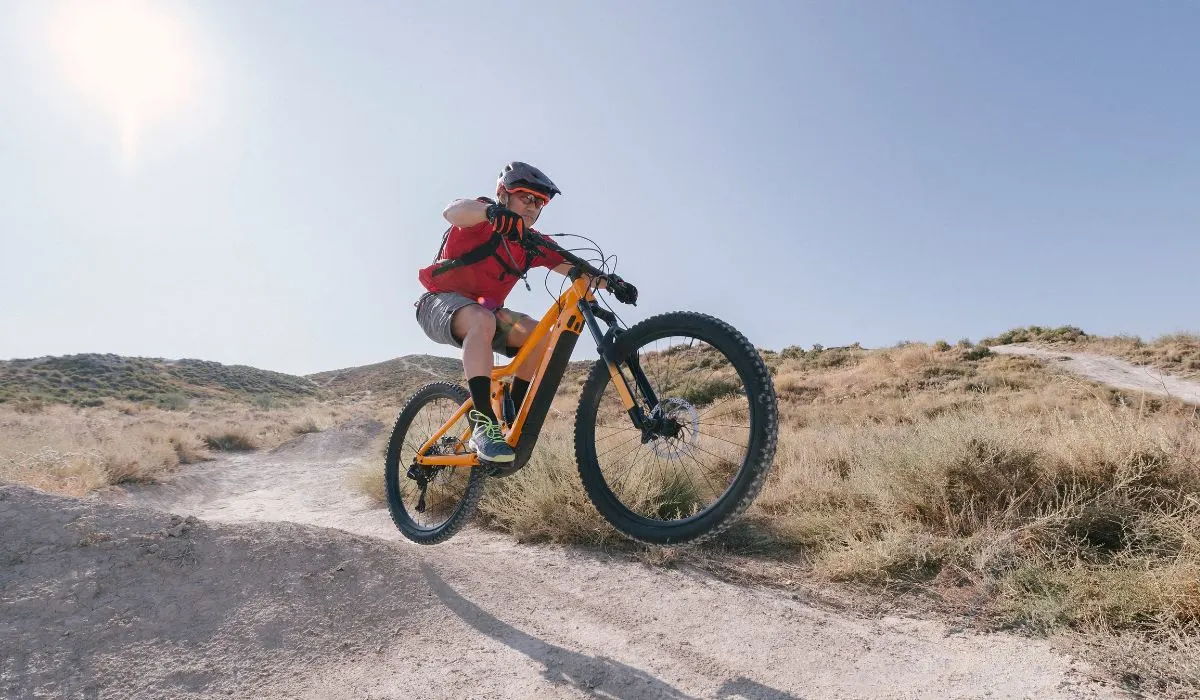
top-left (510, 377), bottom-right (530, 410)
top-left (467, 376), bottom-right (497, 424)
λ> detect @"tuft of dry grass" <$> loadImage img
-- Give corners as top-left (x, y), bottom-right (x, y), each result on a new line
top-left (203, 430), bottom-right (257, 452)
top-left (475, 416), bottom-right (621, 546)
top-left (345, 410), bottom-right (394, 506)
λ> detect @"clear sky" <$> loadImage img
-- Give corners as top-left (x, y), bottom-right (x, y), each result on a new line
top-left (2, 0), bottom-right (1197, 375)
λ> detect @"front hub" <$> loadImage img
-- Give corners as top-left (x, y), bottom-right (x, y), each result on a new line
top-left (641, 397), bottom-right (700, 460)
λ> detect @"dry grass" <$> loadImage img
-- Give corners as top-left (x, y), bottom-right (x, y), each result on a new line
top-left (0, 401), bottom-right (348, 495)
top-left (345, 405), bottom-right (396, 506)
top-left (400, 341), bottom-right (1200, 696)
top-left (476, 415), bottom-right (625, 546)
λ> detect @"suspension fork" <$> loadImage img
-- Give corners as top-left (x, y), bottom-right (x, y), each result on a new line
top-left (578, 301), bottom-right (660, 428)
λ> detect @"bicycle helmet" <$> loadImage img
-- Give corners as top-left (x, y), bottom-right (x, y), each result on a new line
top-left (497, 161), bottom-right (561, 200)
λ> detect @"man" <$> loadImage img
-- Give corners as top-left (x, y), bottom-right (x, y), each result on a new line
top-left (415, 162), bottom-right (637, 464)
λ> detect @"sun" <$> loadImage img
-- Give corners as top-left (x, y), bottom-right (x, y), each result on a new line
top-left (52, 0), bottom-right (199, 163)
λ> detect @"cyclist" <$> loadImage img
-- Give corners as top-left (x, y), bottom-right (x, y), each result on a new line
top-left (416, 162), bottom-right (638, 464)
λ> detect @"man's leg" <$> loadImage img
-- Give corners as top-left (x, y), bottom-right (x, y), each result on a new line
top-left (494, 309), bottom-right (548, 409)
top-left (449, 305), bottom-right (513, 462)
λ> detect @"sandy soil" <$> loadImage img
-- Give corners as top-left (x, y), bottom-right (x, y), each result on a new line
top-left (0, 416), bottom-right (1128, 699)
top-left (992, 344), bottom-right (1200, 404)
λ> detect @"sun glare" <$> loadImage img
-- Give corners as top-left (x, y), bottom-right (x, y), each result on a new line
top-left (52, 0), bottom-right (199, 164)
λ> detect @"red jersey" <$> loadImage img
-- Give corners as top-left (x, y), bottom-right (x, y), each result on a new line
top-left (418, 221), bottom-right (565, 310)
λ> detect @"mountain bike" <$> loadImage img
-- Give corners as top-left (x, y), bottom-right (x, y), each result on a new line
top-left (385, 236), bottom-right (778, 546)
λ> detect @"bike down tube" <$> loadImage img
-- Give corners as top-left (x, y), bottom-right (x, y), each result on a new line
top-left (505, 275), bottom-right (591, 445)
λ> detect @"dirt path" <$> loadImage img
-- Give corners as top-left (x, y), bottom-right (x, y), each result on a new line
top-left (2, 420), bottom-right (1123, 699)
top-left (992, 344), bottom-right (1200, 404)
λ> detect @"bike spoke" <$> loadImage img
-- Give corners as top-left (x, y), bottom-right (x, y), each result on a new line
top-left (691, 430), bottom-right (749, 452)
top-left (677, 445), bottom-right (729, 502)
top-left (609, 442), bottom-right (651, 496)
top-left (597, 432), bottom-right (643, 460)
top-left (594, 424), bottom-right (638, 442)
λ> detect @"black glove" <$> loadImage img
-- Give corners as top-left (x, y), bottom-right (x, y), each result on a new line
top-left (607, 275), bottom-right (638, 305)
top-left (485, 204), bottom-right (524, 240)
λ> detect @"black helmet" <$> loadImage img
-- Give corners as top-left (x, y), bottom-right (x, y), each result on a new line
top-left (497, 161), bottom-right (561, 199)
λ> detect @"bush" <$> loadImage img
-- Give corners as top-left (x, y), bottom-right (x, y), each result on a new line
top-left (984, 325), bottom-right (1089, 346)
top-left (678, 377), bottom-right (742, 406)
top-left (292, 418), bottom-right (322, 435)
top-left (156, 393), bottom-right (189, 411)
top-left (962, 345), bottom-right (992, 361)
top-left (203, 430), bottom-right (257, 451)
top-left (933, 340), bottom-right (951, 352)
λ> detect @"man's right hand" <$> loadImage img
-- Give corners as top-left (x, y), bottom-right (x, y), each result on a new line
top-left (485, 204), bottom-right (524, 239)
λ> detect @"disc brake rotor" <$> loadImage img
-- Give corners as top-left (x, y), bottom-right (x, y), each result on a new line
top-left (648, 397), bottom-right (699, 460)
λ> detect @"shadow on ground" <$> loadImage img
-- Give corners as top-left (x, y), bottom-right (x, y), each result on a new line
top-left (420, 562), bottom-right (803, 699)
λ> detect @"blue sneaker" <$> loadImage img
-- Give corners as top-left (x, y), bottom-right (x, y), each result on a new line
top-left (468, 410), bottom-right (514, 463)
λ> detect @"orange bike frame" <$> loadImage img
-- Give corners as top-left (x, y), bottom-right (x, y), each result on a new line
top-left (413, 275), bottom-right (638, 468)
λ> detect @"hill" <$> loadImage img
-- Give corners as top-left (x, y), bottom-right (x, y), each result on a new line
top-left (307, 354), bottom-right (597, 402)
top-left (0, 354), bottom-right (320, 409)
top-left (306, 354), bottom-right (462, 400)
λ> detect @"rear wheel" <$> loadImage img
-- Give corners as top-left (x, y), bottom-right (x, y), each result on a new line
top-left (384, 382), bottom-right (486, 545)
top-left (573, 312), bottom-right (778, 545)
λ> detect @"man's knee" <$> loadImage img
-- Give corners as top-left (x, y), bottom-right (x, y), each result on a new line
top-left (452, 305), bottom-right (496, 340)
top-left (496, 310), bottom-right (535, 345)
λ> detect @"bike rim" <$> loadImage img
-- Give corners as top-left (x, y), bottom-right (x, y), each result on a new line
top-left (590, 331), bottom-right (755, 525)
top-left (397, 396), bottom-right (476, 532)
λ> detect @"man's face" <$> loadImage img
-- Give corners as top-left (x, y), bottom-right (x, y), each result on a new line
top-left (503, 188), bottom-right (548, 228)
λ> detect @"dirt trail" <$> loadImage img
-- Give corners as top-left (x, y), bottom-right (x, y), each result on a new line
top-left (2, 419), bottom-right (1123, 699)
top-left (992, 344), bottom-right (1200, 404)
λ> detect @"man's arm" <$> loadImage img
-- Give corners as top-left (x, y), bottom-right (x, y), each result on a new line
top-left (442, 199), bottom-right (489, 227)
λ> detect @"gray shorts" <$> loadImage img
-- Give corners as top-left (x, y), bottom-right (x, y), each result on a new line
top-left (415, 292), bottom-right (522, 357)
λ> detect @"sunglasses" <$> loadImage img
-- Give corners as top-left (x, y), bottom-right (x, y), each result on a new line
top-left (508, 188), bottom-right (549, 209)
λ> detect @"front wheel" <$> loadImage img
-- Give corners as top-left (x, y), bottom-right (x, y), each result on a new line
top-left (574, 311), bottom-right (778, 545)
top-left (385, 381), bottom-right (487, 545)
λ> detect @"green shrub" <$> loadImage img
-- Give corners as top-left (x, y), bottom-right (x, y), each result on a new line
top-left (156, 393), bottom-right (189, 411)
top-left (962, 345), bottom-right (992, 361)
top-left (678, 377), bottom-right (742, 406)
top-left (984, 325), bottom-right (1089, 346)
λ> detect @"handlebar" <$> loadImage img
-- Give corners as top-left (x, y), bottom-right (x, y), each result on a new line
top-left (526, 234), bottom-right (613, 284)
top-left (520, 233), bottom-right (634, 311)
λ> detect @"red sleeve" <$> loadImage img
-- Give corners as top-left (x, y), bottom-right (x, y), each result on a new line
top-left (441, 221), bottom-right (492, 259)
top-left (528, 232), bottom-right (566, 270)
